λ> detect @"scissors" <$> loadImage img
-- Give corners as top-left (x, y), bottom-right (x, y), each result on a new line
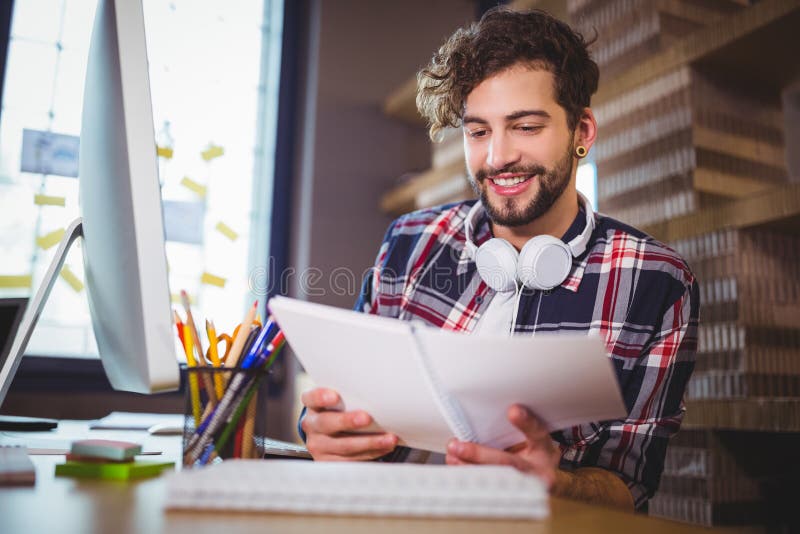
top-left (205, 320), bottom-right (262, 366)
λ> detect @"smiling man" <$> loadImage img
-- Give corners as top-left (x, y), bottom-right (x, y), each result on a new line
top-left (300, 8), bottom-right (699, 512)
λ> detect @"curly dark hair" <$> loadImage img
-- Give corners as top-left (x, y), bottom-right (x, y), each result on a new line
top-left (417, 7), bottom-right (599, 141)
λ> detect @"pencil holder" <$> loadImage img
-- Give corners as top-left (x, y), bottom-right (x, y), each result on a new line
top-left (181, 365), bottom-right (270, 467)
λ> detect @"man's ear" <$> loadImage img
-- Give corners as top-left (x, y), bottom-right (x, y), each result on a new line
top-left (574, 107), bottom-right (598, 154)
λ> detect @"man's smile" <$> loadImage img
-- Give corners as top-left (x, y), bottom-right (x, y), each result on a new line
top-left (486, 172), bottom-right (536, 196)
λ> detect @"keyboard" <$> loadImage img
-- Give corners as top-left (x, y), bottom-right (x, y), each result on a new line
top-left (165, 459), bottom-right (548, 519)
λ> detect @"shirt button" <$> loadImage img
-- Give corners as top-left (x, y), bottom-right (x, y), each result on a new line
top-left (476, 296), bottom-right (483, 304)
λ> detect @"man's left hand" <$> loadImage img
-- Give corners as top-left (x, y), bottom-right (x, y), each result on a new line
top-left (445, 404), bottom-right (561, 489)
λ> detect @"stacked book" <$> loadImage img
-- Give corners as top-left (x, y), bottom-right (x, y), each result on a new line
top-left (649, 428), bottom-right (800, 526)
top-left (568, 0), bottom-right (747, 79)
top-left (592, 65), bottom-right (787, 229)
top-left (670, 228), bottom-right (800, 403)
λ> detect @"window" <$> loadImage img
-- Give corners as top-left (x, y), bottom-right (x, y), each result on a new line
top-left (0, 0), bottom-right (283, 358)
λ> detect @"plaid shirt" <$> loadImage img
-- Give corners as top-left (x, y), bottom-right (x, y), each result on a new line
top-left (356, 200), bottom-right (699, 509)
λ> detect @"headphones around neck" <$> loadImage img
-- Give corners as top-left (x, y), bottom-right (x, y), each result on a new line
top-left (464, 192), bottom-right (595, 293)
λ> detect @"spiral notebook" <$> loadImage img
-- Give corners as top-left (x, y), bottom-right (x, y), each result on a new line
top-left (268, 296), bottom-right (626, 454)
top-left (166, 459), bottom-right (548, 519)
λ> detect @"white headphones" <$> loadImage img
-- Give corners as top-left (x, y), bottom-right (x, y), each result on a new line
top-left (464, 192), bottom-right (595, 293)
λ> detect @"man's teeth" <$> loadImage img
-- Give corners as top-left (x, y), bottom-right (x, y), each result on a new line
top-left (492, 175), bottom-right (529, 186)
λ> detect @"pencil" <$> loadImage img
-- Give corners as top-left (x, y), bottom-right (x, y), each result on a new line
top-left (224, 300), bottom-right (258, 369)
top-left (173, 311), bottom-right (187, 351)
top-left (183, 324), bottom-right (202, 428)
top-left (205, 320), bottom-right (225, 399)
top-left (180, 290), bottom-right (217, 405)
top-left (240, 393), bottom-right (257, 458)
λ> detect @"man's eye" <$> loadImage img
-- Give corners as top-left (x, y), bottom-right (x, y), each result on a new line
top-left (518, 125), bottom-right (543, 133)
top-left (468, 129), bottom-right (488, 138)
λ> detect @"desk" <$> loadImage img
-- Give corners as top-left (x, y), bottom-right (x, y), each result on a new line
top-left (0, 421), bottom-right (716, 534)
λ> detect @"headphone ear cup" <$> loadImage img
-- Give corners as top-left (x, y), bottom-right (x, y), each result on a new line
top-left (518, 235), bottom-right (572, 291)
top-left (474, 238), bottom-right (519, 293)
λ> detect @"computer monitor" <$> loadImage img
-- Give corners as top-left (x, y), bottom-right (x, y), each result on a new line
top-left (0, 0), bottom-right (180, 408)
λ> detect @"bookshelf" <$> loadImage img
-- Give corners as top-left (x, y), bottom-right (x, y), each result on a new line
top-left (379, 0), bottom-right (800, 226)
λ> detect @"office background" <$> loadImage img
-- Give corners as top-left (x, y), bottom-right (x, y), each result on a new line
top-left (1, 0), bottom-right (799, 529)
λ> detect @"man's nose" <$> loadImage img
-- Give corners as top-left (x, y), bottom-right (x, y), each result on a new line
top-left (486, 133), bottom-right (520, 171)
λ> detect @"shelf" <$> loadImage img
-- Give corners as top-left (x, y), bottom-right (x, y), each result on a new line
top-left (383, 76), bottom-right (423, 126)
top-left (641, 182), bottom-right (800, 243)
top-left (684, 398), bottom-right (800, 432)
top-left (692, 168), bottom-right (777, 199)
top-left (379, 160), bottom-right (468, 215)
top-left (380, 0), bottom-right (566, 126)
top-left (594, 0), bottom-right (800, 105)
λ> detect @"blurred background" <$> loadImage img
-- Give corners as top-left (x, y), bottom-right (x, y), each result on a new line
top-left (0, 0), bottom-right (799, 529)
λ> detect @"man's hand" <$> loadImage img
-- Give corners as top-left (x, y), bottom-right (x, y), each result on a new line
top-left (300, 387), bottom-right (398, 461)
top-left (446, 404), bottom-right (634, 510)
top-left (445, 404), bottom-right (561, 488)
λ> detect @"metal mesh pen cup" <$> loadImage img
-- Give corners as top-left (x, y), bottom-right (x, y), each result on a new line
top-left (181, 365), bottom-right (269, 467)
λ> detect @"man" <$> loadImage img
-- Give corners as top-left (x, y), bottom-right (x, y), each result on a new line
top-left (300, 8), bottom-right (698, 512)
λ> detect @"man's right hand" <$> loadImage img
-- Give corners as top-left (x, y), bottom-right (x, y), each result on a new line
top-left (300, 387), bottom-right (398, 461)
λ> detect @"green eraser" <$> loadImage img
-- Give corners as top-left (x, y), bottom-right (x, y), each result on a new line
top-left (70, 439), bottom-right (142, 461)
top-left (55, 460), bottom-right (174, 480)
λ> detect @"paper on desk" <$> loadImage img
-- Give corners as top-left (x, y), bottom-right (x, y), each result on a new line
top-left (269, 298), bottom-right (457, 453)
top-left (90, 412), bottom-right (183, 431)
top-left (416, 328), bottom-right (627, 450)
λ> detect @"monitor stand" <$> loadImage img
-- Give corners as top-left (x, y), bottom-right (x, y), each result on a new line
top-left (0, 217), bottom-right (83, 410)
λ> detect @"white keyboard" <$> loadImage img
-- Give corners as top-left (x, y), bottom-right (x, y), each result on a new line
top-left (166, 459), bottom-right (548, 519)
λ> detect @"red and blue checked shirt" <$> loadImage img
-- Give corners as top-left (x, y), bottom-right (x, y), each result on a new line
top-left (355, 200), bottom-right (699, 509)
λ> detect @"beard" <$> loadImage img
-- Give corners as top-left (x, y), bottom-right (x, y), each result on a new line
top-left (468, 142), bottom-right (575, 227)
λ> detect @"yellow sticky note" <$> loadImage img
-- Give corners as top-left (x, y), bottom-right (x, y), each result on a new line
top-left (157, 145), bottom-right (174, 159)
top-left (36, 228), bottom-right (66, 250)
top-left (201, 272), bottom-right (226, 288)
top-left (171, 292), bottom-right (195, 305)
top-left (180, 176), bottom-right (207, 198)
top-left (60, 266), bottom-right (84, 292)
top-left (34, 194), bottom-right (66, 207)
top-left (201, 145), bottom-right (224, 161)
top-left (0, 275), bottom-right (32, 288)
top-left (215, 221), bottom-right (238, 241)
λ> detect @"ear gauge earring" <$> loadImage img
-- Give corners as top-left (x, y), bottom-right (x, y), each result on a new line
top-left (575, 145), bottom-right (588, 158)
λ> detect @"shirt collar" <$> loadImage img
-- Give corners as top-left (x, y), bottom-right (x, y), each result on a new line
top-left (456, 200), bottom-right (595, 292)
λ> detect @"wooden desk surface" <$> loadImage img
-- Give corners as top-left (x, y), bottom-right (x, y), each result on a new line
top-left (0, 421), bottom-right (717, 534)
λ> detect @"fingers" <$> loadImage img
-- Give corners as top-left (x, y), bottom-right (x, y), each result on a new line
top-left (445, 439), bottom-right (522, 469)
top-left (302, 407), bottom-right (374, 436)
top-left (300, 387), bottom-right (397, 461)
top-left (301, 387), bottom-right (344, 411)
top-left (508, 404), bottom-right (551, 445)
top-left (307, 432), bottom-right (397, 461)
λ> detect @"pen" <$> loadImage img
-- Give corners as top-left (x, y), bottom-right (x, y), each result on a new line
top-left (239, 317), bottom-right (278, 369)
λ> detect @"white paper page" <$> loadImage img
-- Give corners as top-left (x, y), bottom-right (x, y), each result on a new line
top-left (269, 297), bottom-right (456, 453)
top-left (415, 327), bottom-right (626, 451)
